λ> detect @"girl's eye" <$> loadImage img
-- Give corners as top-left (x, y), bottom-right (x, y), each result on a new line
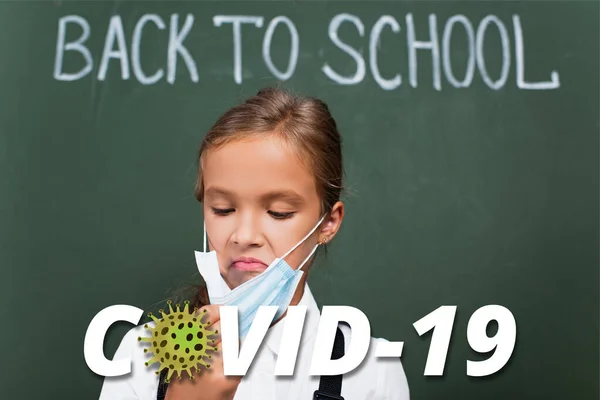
top-left (268, 211), bottom-right (296, 220)
top-left (211, 207), bottom-right (234, 216)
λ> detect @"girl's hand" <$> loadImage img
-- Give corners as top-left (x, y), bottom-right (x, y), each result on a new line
top-left (165, 305), bottom-right (242, 400)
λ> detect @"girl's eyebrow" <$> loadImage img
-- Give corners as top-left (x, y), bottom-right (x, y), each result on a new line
top-left (204, 186), bottom-right (234, 198)
top-left (204, 186), bottom-right (304, 206)
top-left (261, 190), bottom-right (304, 206)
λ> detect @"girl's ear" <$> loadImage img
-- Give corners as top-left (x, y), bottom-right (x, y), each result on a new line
top-left (319, 201), bottom-right (344, 244)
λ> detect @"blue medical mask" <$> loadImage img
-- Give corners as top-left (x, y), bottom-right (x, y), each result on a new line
top-left (195, 215), bottom-right (326, 337)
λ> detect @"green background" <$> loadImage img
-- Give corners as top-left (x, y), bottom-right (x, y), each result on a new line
top-left (0, 1), bottom-right (598, 399)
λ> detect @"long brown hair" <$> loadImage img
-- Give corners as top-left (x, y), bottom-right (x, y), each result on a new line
top-left (190, 87), bottom-right (344, 308)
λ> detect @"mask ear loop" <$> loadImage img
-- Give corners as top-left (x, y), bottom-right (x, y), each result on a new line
top-left (297, 243), bottom-right (319, 271)
top-left (280, 214), bottom-right (327, 270)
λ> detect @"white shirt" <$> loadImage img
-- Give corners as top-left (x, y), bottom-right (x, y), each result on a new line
top-left (99, 285), bottom-right (410, 400)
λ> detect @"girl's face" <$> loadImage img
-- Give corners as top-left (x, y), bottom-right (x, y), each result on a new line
top-left (202, 135), bottom-right (342, 289)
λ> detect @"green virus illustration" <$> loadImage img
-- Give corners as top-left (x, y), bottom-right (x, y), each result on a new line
top-left (138, 300), bottom-right (219, 382)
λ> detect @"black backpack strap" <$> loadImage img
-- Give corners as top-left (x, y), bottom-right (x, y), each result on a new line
top-left (156, 369), bottom-right (169, 400)
top-left (313, 326), bottom-right (345, 400)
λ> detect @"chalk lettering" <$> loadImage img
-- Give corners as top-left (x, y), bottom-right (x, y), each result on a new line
top-left (98, 15), bottom-right (130, 81)
top-left (369, 15), bottom-right (402, 90)
top-left (476, 15), bottom-right (510, 90)
top-left (214, 15), bottom-right (264, 84)
top-left (262, 16), bottom-right (299, 81)
top-left (322, 13), bottom-right (366, 85)
top-left (54, 15), bottom-right (93, 81)
top-left (132, 14), bottom-right (166, 85)
top-left (51, 12), bottom-right (561, 91)
top-left (406, 13), bottom-right (442, 91)
top-left (513, 15), bottom-right (560, 89)
top-left (442, 15), bottom-right (475, 88)
top-left (168, 14), bottom-right (198, 84)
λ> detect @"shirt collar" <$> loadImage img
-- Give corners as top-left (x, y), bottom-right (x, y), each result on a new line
top-left (264, 283), bottom-right (320, 355)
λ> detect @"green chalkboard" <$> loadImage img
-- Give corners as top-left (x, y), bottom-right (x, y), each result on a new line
top-left (0, 1), bottom-right (598, 399)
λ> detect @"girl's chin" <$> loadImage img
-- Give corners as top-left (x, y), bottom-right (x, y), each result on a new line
top-left (226, 269), bottom-right (262, 288)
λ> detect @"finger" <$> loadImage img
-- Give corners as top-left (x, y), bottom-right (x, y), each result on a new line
top-left (197, 320), bottom-right (221, 369)
top-left (194, 304), bottom-right (220, 326)
top-left (206, 319), bottom-right (222, 347)
top-left (197, 335), bottom-right (221, 374)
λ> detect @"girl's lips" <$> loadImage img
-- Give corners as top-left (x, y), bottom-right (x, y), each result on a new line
top-left (231, 256), bottom-right (267, 272)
